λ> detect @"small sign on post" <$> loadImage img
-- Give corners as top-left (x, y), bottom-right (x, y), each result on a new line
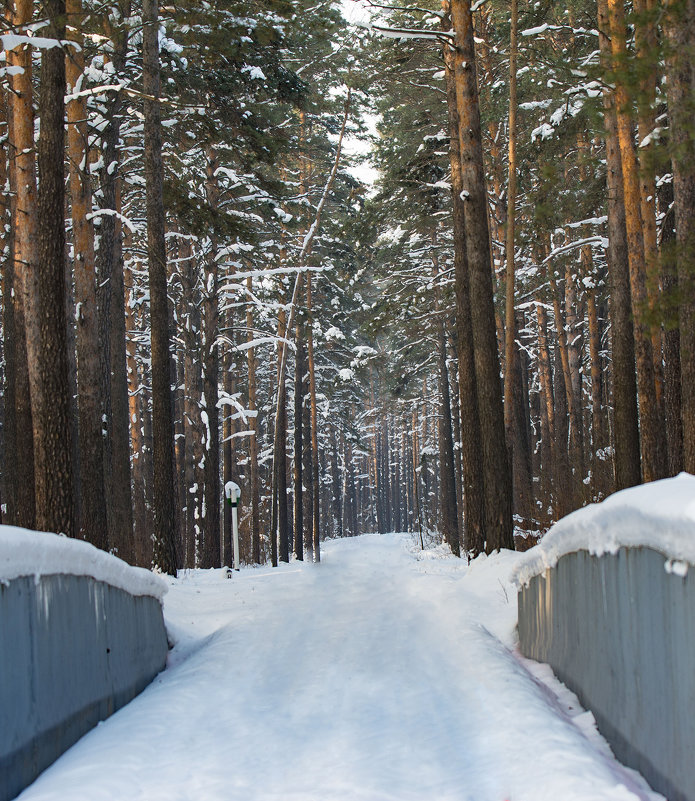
top-left (224, 481), bottom-right (241, 571)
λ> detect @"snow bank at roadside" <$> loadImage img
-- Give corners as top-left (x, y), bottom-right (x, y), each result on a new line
top-left (0, 525), bottom-right (167, 601)
top-left (512, 472), bottom-right (695, 587)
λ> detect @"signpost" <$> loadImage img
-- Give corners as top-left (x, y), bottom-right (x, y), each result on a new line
top-left (224, 481), bottom-right (241, 571)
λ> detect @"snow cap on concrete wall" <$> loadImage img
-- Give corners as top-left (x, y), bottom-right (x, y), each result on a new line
top-left (0, 525), bottom-right (168, 601)
top-left (512, 472), bottom-right (695, 587)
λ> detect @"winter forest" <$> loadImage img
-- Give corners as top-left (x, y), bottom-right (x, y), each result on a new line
top-left (1, 0), bottom-right (695, 574)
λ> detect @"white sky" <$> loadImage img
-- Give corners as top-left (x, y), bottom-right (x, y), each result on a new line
top-left (340, 0), bottom-right (381, 190)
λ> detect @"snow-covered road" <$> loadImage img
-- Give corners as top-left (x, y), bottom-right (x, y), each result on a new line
top-left (18, 534), bottom-right (663, 801)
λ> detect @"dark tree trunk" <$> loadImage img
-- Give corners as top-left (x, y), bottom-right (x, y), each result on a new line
top-left (294, 310), bottom-right (305, 562)
top-left (245, 279), bottom-right (261, 563)
top-left (201, 150), bottom-right (221, 568)
top-left (97, 6), bottom-right (133, 562)
top-left (35, 0), bottom-right (75, 537)
top-left (277, 380), bottom-right (290, 562)
top-left (143, 0), bottom-right (176, 573)
top-left (1, 105), bottom-right (17, 525)
top-left (66, 0), bottom-right (108, 550)
top-left (663, 0), bottom-right (695, 472)
top-left (659, 176), bottom-right (683, 475)
top-left (437, 320), bottom-right (460, 556)
top-left (332, 435), bottom-right (342, 539)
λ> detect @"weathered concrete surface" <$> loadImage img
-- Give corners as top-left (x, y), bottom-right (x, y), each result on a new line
top-left (518, 547), bottom-right (695, 801)
top-left (0, 574), bottom-right (168, 801)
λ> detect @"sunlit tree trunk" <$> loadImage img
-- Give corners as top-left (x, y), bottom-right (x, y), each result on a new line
top-left (7, 0), bottom-right (37, 529)
top-left (535, 293), bottom-right (555, 524)
top-left (450, 0), bottom-right (512, 552)
top-left (606, 0), bottom-right (666, 482)
top-left (442, 6), bottom-right (485, 554)
top-left (597, 0), bottom-right (641, 489)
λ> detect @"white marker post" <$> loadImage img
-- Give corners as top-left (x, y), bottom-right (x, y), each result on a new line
top-left (224, 481), bottom-right (241, 571)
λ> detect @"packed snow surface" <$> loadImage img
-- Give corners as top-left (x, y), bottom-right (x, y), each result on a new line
top-left (513, 473), bottom-right (695, 587)
top-left (17, 534), bottom-right (662, 801)
top-left (0, 525), bottom-right (167, 601)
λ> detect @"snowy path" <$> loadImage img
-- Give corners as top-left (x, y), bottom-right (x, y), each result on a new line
top-left (18, 534), bottom-right (663, 801)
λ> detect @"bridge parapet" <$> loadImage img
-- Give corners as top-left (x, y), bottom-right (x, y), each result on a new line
top-left (0, 527), bottom-right (169, 801)
top-left (515, 473), bottom-right (695, 801)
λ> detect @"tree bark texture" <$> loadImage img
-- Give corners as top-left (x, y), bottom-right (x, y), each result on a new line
top-left (450, 0), bottom-right (513, 552)
top-left (606, 0), bottom-right (666, 482)
top-left (66, 0), bottom-right (108, 550)
top-left (597, 0), bottom-right (642, 490)
top-left (201, 150), bottom-right (221, 568)
top-left (442, 9), bottom-right (485, 554)
top-left (663, 0), bottom-right (695, 472)
top-left (143, 0), bottom-right (177, 573)
top-left (7, 0), bottom-right (37, 529)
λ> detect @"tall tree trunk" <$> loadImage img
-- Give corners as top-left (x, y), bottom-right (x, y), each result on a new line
top-left (35, 0), bottom-right (75, 536)
top-left (180, 239), bottom-right (201, 567)
top-left (302, 374), bottom-right (313, 560)
top-left (7, 0), bottom-right (37, 529)
top-left (306, 273), bottom-right (320, 561)
top-left (294, 298), bottom-right (305, 562)
top-left (272, 309), bottom-right (289, 564)
top-left (658, 175), bottom-right (683, 474)
top-left (331, 434), bottom-right (342, 539)
top-left (66, 0), bottom-right (108, 549)
top-left (535, 295), bottom-right (555, 524)
top-left (585, 248), bottom-right (610, 498)
top-left (553, 340), bottom-right (572, 519)
top-left (1, 91), bottom-right (17, 525)
top-left (381, 415), bottom-right (392, 532)
top-left (606, 0), bottom-right (666, 482)
top-left (503, 0), bottom-right (518, 491)
top-left (143, 0), bottom-right (176, 572)
top-left (447, 332), bottom-right (465, 539)
top-left (437, 315), bottom-right (460, 556)
top-left (663, 0), bottom-right (695, 472)
top-left (98, 3), bottom-right (133, 562)
top-left (597, 0), bottom-right (642, 489)
top-left (246, 278), bottom-right (261, 564)
top-left (222, 310), bottom-right (233, 567)
top-left (548, 264), bottom-right (580, 510)
top-left (450, 0), bottom-right (512, 552)
top-left (201, 149), bottom-right (221, 568)
top-left (563, 260), bottom-right (585, 497)
top-left (125, 263), bottom-right (148, 562)
top-left (633, 0), bottom-right (665, 415)
top-left (512, 311), bottom-right (534, 525)
top-left (442, 6), bottom-right (485, 554)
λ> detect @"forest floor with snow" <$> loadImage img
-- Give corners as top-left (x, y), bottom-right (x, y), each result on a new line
top-left (17, 533), bottom-right (664, 801)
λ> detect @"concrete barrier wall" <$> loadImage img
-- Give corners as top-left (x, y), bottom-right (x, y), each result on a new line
top-left (518, 546), bottom-right (695, 801)
top-left (0, 574), bottom-right (168, 801)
